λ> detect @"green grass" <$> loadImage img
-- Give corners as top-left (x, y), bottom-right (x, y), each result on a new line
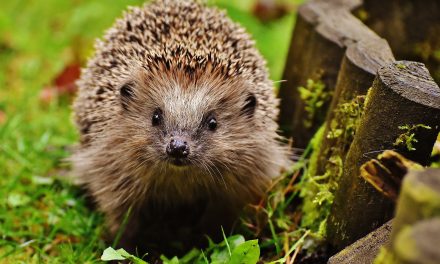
top-left (0, 0), bottom-right (302, 263)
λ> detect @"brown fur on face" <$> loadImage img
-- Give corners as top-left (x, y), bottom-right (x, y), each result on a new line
top-left (71, 0), bottom-right (290, 254)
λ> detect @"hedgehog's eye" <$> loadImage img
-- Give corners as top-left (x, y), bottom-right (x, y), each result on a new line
top-left (152, 108), bottom-right (162, 126)
top-left (207, 116), bottom-right (217, 131)
top-left (241, 93), bottom-right (257, 117)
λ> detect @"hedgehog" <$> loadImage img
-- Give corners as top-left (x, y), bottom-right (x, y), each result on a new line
top-left (71, 0), bottom-right (290, 254)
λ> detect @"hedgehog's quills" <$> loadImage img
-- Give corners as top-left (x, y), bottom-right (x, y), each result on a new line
top-left (71, 0), bottom-right (290, 255)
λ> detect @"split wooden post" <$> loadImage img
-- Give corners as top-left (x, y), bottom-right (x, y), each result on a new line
top-left (278, 0), bottom-right (382, 148)
top-left (327, 61), bottom-right (440, 251)
top-left (314, 38), bottom-right (394, 177)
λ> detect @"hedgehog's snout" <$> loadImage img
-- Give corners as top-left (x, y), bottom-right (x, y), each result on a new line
top-left (166, 136), bottom-right (190, 166)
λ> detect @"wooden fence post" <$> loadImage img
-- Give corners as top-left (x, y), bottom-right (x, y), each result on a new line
top-left (327, 61), bottom-right (440, 251)
top-left (278, 0), bottom-right (381, 148)
top-left (314, 38), bottom-right (394, 178)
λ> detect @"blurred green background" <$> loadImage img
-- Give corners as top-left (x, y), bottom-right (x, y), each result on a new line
top-left (0, 0), bottom-right (301, 262)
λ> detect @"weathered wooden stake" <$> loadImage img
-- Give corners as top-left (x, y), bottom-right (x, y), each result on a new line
top-left (327, 61), bottom-right (440, 251)
top-left (315, 38), bottom-right (394, 177)
top-left (327, 220), bottom-right (393, 264)
top-left (278, 0), bottom-right (380, 148)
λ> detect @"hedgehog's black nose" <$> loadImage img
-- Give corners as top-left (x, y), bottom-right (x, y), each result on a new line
top-left (166, 137), bottom-right (190, 159)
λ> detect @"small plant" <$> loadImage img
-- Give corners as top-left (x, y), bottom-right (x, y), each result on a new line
top-left (100, 234), bottom-right (260, 264)
top-left (236, 140), bottom-right (321, 263)
top-left (394, 124), bottom-right (432, 151)
top-left (101, 247), bottom-right (148, 264)
top-left (298, 79), bottom-right (331, 128)
top-left (327, 95), bottom-right (365, 143)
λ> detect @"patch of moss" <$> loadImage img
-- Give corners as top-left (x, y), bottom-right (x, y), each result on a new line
top-left (299, 95), bottom-right (366, 234)
top-left (298, 125), bottom-right (326, 234)
top-left (306, 125), bottom-right (326, 177)
top-left (328, 95), bottom-right (365, 143)
top-left (393, 124), bottom-right (432, 151)
top-left (298, 79), bottom-right (331, 128)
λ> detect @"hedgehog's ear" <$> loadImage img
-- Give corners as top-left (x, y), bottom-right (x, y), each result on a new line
top-left (241, 93), bottom-right (257, 117)
top-left (119, 82), bottom-right (135, 110)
